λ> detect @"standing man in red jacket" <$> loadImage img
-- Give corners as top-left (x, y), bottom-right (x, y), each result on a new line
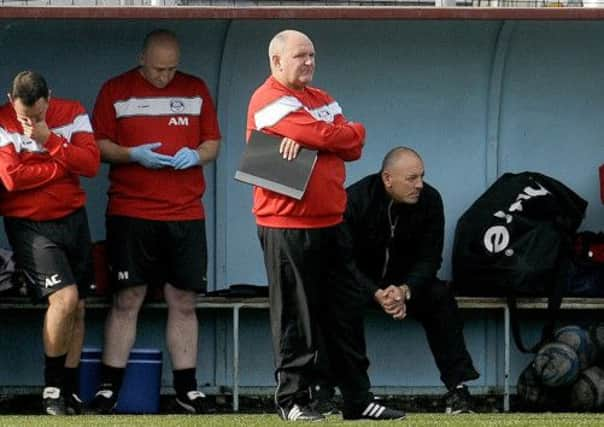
top-left (0, 71), bottom-right (100, 415)
top-left (247, 29), bottom-right (406, 422)
top-left (90, 29), bottom-right (221, 414)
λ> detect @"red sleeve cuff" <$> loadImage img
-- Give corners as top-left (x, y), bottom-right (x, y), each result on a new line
top-left (44, 133), bottom-right (65, 156)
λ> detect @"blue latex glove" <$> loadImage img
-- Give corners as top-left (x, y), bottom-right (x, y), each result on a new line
top-left (172, 147), bottom-right (200, 170)
top-left (129, 142), bottom-right (174, 169)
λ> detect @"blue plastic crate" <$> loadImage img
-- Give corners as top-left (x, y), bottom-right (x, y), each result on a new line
top-left (79, 347), bottom-right (162, 414)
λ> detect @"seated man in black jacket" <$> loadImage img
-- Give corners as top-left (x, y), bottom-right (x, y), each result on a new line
top-left (315, 146), bottom-right (479, 414)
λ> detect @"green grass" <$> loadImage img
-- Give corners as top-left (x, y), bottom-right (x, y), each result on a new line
top-left (1, 414), bottom-right (604, 427)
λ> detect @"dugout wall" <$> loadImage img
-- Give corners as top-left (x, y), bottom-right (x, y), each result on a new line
top-left (0, 7), bottom-right (603, 397)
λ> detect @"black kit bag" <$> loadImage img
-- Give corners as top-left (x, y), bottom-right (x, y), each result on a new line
top-left (452, 172), bottom-right (587, 353)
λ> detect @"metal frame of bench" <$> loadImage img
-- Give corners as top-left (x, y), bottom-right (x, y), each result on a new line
top-left (2, 295), bottom-right (603, 412)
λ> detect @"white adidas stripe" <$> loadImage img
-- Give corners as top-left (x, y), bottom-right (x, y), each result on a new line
top-left (362, 402), bottom-right (388, 419)
top-left (254, 97), bottom-right (343, 131)
top-left (254, 96), bottom-right (302, 130)
top-left (0, 113), bottom-right (92, 153)
top-left (369, 404), bottom-right (380, 417)
top-left (0, 127), bottom-right (31, 150)
top-left (52, 113), bottom-right (93, 141)
top-left (288, 405), bottom-right (303, 420)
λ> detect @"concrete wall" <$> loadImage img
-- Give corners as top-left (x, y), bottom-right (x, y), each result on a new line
top-left (0, 18), bottom-right (602, 394)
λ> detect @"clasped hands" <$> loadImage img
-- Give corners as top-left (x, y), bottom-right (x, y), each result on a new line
top-left (374, 285), bottom-right (411, 321)
top-left (129, 142), bottom-right (200, 170)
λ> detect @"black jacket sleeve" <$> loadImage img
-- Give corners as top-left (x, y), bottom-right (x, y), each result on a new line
top-left (405, 189), bottom-right (445, 295)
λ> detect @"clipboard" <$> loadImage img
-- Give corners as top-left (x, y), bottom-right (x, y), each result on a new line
top-left (235, 131), bottom-right (317, 200)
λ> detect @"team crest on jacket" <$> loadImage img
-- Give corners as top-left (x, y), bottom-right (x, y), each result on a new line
top-left (170, 99), bottom-right (185, 113)
top-left (315, 108), bottom-right (333, 122)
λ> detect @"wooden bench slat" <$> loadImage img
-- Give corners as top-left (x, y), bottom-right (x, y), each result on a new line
top-left (2, 295), bottom-right (604, 310)
top-left (1, 293), bottom-right (602, 413)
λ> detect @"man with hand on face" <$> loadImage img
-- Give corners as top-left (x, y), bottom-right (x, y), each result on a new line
top-left (90, 28), bottom-right (221, 414)
top-left (0, 71), bottom-right (100, 415)
top-left (337, 147), bottom-right (480, 414)
top-left (247, 29), bottom-right (406, 422)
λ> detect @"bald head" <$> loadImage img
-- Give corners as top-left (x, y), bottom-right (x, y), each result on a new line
top-left (139, 29), bottom-right (180, 89)
top-left (381, 147), bottom-right (425, 204)
top-left (142, 29), bottom-right (179, 53)
top-left (381, 147), bottom-right (422, 173)
top-left (268, 30), bottom-right (315, 90)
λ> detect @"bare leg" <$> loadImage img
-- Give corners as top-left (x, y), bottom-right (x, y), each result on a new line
top-left (102, 285), bottom-right (147, 367)
top-left (44, 285), bottom-right (79, 357)
top-left (65, 299), bottom-right (85, 368)
top-left (164, 284), bottom-right (198, 369)
top-left (43, 285), bottom-right (79, 414)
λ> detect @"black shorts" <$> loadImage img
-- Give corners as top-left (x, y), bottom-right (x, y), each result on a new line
top-left (106, 216), bottom-right (207, 293)
top-left (4, 208), bottom-right (93, 301)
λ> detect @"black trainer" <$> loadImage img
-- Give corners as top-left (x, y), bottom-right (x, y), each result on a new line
top-left (175, 390), bottom-right (210, 414)
top-left (65, 392), bottom-right (83, 415)
top-left (343, 401), bottom-right (406, 420)
top-left (279, 403), bottom-right (325, 422)
top-left (444, 385), bottom-right (473, 415)
top-left (89, 389), bottom-right (118, 414)
top-left (43, 387), bottom-right (66, 416)
top-left (309, 397), bottom-right (338, 416)
top-left (309, 385), bottom-right (339, 416)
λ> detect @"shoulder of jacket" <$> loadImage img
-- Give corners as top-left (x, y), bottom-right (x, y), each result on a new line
top-left (348, 174), bottom-right (382, 206)
top-left (49, 98), bottom-right (87, 120)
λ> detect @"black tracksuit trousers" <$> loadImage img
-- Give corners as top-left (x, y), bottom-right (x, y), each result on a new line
top-left (404, 280), bottom-right (479, 390)
top-left (257, 225), bottom-right (372, 414)
top-left (313, 279), bottom-right (479, 394)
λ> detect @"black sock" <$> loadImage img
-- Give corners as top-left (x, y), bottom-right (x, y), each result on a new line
top-left (173, 368), bottom-right (197, 398)
top-left (44, 354), bottom-right (67, 389)
top-left (63, 367), bottom-right (79, 396)
top-left (99, 363), bottom-right (125, 394)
